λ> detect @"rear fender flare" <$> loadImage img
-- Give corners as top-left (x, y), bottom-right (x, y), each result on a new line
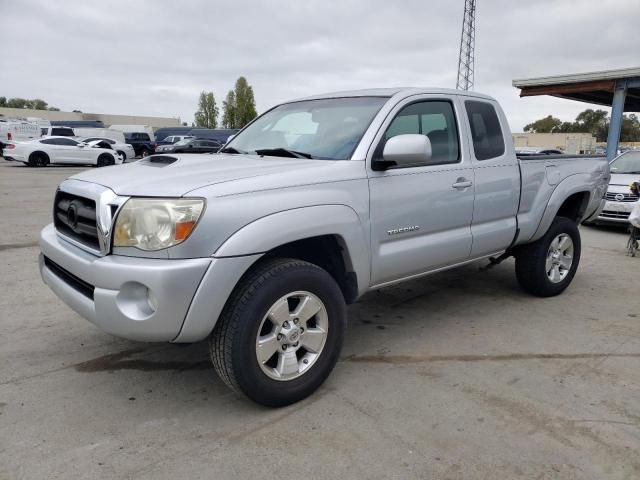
top-left (530, 174), bottom-right (592, 242)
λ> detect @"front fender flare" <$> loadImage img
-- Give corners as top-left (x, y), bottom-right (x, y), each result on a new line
top-left (214, 204), bottom-right (370, 296)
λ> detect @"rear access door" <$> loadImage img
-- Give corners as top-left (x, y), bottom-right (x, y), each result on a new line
top-left (461, 98), bottom-right (520, 257)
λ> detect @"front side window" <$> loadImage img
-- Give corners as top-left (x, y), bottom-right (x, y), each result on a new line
top-left (465, 100), bottom-right (505, 160)
top-left (226, 96), bottom-right (387, 160)
top-left (381, 100), bottom-right (460, 165)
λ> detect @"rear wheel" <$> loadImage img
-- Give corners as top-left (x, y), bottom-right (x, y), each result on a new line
top-left (210, 258), bottom-right (346, 407)
top-left (140, 148), bottom-right (150, 158)
top-left (515, 216), bottom-right (581, 297)
top-left (96, 154), bottom-right (115, 167)
top-left (28, 151), bottom-right (49, 167)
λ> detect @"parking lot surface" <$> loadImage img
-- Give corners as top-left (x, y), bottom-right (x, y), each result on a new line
top-left (1, 158), bottom-right (639, 479)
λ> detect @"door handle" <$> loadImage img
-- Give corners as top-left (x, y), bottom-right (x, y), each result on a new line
top-left (452, 179), bottom-right (473, 190)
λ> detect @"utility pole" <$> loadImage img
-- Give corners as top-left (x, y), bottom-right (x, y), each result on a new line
top-left (456, 0), bottom-right (476, 91)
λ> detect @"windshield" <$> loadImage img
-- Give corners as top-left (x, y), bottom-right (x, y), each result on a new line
top-left (225, 97), bottom-right (387, 160)
top-left (610, 151), bottom-right (640, 174)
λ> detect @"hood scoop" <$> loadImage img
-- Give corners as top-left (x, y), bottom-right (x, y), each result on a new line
top-left (141, 156), bottom-right (179, 167)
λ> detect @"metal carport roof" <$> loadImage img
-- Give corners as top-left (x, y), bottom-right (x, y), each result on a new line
top-left (513, 67), bottom-right (640, 159)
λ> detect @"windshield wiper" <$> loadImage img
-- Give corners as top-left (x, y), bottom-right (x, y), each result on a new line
top-left (219, 146), bottom-right (247, 154)
top-left (254, 148), bottom-right (314, 159)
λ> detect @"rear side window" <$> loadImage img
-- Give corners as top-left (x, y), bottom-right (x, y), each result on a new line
top-left (465, 101), bottom-right (505, 160)
top-left (56, 138), bottom-right (78, 146)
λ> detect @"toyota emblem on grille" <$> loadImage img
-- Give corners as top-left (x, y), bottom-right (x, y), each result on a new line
top-left (67, 202), bottom-right (79, 230)
top-left (615, 193), bottom-right (625, 202)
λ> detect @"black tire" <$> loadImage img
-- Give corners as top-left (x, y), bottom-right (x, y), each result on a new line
top-left (210, 257), bottom-right (346, 407)
top-left (140, 148), bottom-right (150, 158)
top-left (515, 216), bottom-right (581, 297)
top-left (96, 154), bottom-right (114, 167)
top-left (117, 150), bottom-right (126, 161)
top-left (28, 151), bottom-right (49, 167)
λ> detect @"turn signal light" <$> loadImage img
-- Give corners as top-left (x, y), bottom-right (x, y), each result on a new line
top-left (175, 221), bottom-right (196, 241)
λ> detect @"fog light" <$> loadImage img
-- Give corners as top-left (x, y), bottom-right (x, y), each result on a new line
top-left (116, 282), bottom-right (156, 320)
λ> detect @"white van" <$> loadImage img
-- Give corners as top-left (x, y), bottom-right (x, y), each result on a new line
top-left (0, 119), bottom-right (40, 144)
top-left (73, 128), bottom-right (126, 143)
top-left (109, 124), bottom-right (155, 142)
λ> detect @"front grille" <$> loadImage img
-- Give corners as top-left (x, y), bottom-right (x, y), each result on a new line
top-left (53, 191), bottom-right (99, 250)
top-left (605, 192), bottom-right (639, 202)
top-left (600, 210), bottom-right (630, 220)
top-left (44, 256), bottom-right (95, 300)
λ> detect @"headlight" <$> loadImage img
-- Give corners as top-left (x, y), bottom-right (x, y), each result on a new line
top-left (113, 198), bottom-right (205, 251)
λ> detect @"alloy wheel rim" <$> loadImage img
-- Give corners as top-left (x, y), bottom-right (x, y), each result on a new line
top-left (255, 291), bottom-right (329, 381)
top-left (546, 233), bottom-right (574, 283)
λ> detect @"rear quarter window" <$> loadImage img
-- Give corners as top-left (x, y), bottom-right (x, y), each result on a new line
top-left (465, 100), bottom-right (505, 160)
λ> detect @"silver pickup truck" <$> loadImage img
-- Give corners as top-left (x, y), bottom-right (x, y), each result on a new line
top-left (39, 88), bottom-right (609, 406)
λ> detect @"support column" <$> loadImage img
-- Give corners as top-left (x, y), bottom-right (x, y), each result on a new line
top-left (606, 80), bottom-right (628, 161)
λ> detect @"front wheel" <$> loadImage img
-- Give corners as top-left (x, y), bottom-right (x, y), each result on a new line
top-left (515, 216), bottom-right (581, 297)
top-left (210, 258), bottom-right (346, 407)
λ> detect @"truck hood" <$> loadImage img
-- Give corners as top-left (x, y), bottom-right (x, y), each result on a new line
top-left (70, 153), bottom-right (363, 197)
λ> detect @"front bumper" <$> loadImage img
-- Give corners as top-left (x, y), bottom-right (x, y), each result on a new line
top-left (39, 223), bottom-right (261, 342)
top-left (596, 200), bottom-right (637, 224)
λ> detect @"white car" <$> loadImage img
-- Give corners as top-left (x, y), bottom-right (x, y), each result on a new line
top-left (3, 136), bottom-right (123, 167)
top-left (79, 136), bottom-right (135, 161)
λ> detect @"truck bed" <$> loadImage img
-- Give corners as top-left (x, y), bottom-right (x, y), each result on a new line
top-left (515, 154), bottom-right (609, 245)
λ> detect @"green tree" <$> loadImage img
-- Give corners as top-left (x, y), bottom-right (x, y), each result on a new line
top-left (573, 109), bottom-right (609, 141)
top-left (48, 107), bottom-right (60, 111)
top-left (523, 115), bottom-right (562, 133)
top-left (621, 114), bottom-right (640, 142)
top-left (233, 76), bottom-right (257, 128)
top-left (0, 97), bottom-right (6, 107)
top-left (194, 91), bottom-right (219, 128)
top-left (221, 90), bottom-right (237, 129)
top-left (30, 99), bottom-right (48, 110)
top-left (7, 98), bottom-right (29, 109)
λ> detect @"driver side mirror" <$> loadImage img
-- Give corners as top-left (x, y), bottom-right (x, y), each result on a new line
top-left (77, 143), bottom-right (85, 148)
top-left (372, 134), bottom-right (432, 171)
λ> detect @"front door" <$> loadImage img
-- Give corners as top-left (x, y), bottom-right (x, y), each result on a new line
top-left (369, 97), bottom-right (475, 286)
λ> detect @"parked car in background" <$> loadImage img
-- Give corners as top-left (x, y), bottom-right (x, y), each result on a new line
top-left (153, 127), bottom-right (194, 142)
top-left (74, 128), bottom-right (126, 143)
top-left (110, 125), bottom-right (155, 141)
top-left (154, 138), bottom-right (221, 153)
top-left (1, 119), bottom-right (40, 147)
top-left (39, 88), bottom-right (609, 406)
top-left (190, 128), bottom-right (239, 144)
top-left (590, 150), bottom-right (640, 224)
top-left (41, 126), bottom-right (75, 137)
top-left (79, 137), bottom-right (135, 161)
top-left (155, 135), bottom-right (193, 147)
top-left (3, 136), bottom-right (122, 167)
top-left (123, 132), bottom-right (155, 157)
top-left (515, 147), bottom-right (564, 155)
